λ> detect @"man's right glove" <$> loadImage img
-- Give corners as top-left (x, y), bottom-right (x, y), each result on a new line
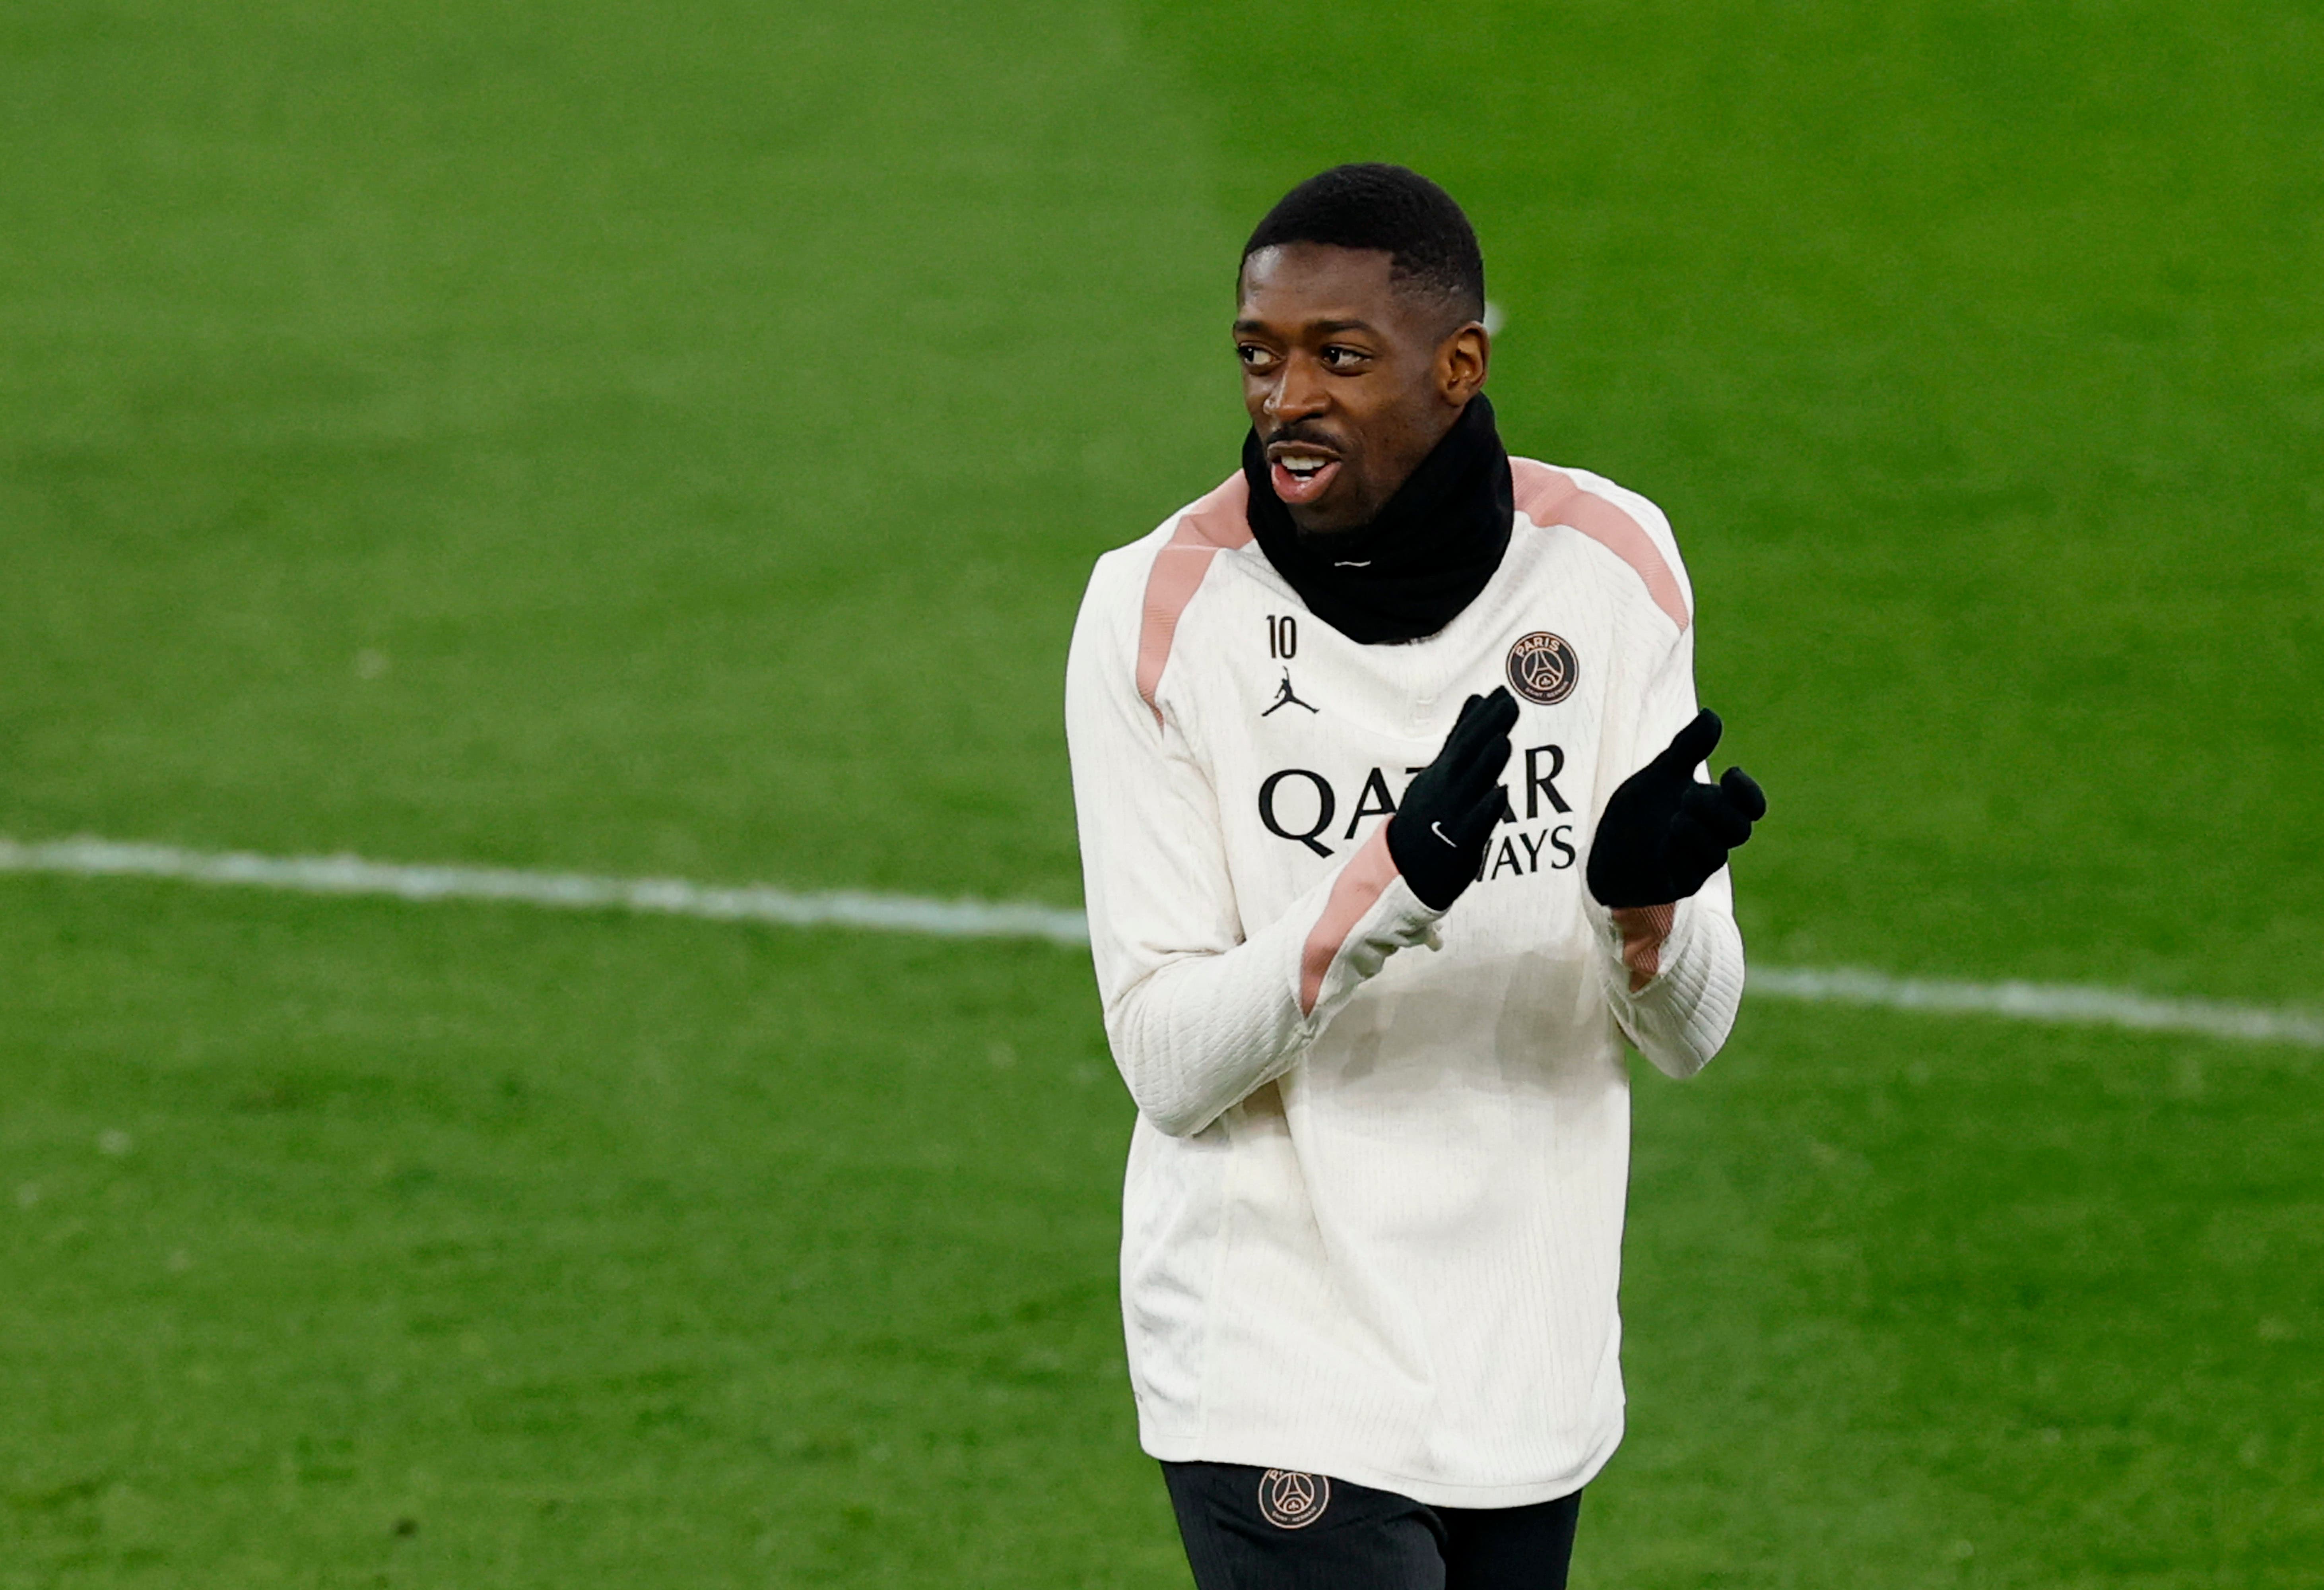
top-left (1386, 687), bottom-right (1519, 910)
top-left (1586, 709), bottom-right (1767, 908)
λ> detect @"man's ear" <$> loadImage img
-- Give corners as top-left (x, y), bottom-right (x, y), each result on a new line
top-left (1439, 322), bottom-right (1489, 405)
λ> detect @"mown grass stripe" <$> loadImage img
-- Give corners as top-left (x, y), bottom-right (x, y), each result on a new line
top-left (3, 835), bottom-right (2316, 1048)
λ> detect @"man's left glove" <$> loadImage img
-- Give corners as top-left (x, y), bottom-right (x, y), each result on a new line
top-left (1586, 709), bottom-right (1767, 909)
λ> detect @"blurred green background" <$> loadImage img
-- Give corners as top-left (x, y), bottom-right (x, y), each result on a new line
top-left (3, 0), bottom-right (2318, 1584)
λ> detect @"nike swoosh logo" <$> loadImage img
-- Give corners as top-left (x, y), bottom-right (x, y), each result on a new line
top-left (1430, 822), bottom-right (1457, 847)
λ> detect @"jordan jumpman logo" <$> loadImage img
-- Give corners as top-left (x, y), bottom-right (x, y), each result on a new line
top-left (1261, 669), bottom-right (1319, 717)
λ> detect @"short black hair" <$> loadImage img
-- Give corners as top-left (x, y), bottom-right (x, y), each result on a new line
top-left (1242, 163), bottom-right (1485, 325)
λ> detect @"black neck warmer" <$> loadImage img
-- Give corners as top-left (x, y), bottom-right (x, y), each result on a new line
top-left (1242, 393), bottom-right (1514, 645)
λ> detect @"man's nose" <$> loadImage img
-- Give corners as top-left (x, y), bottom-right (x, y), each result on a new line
top-left (1264, 356), bottom-right (1329, 425)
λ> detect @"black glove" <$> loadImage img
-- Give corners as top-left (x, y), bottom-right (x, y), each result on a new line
top-left (1386, 687), bottom-right (1519, 910)
top-left (1586, 709), bottom-right (1767, 909)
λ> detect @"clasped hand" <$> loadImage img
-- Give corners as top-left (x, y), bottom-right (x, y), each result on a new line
top-left (1386, 690), bottom-right (1766, 912)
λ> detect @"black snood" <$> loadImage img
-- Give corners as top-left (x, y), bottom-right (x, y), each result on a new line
top-left (1241, 394), bottom-right (1514, 645)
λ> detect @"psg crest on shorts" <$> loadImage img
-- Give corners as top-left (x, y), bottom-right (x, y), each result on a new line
top-left (1257, 1469), bottom-right (1330, 1529)
top-left (1506, 630), bottom-right (1580, 706)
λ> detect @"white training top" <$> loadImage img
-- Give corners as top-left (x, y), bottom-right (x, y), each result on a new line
top-left (1064, 460), bottom-right (1747, 1509)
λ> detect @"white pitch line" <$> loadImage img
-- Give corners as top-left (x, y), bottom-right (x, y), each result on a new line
top-left (2, 834), bottom-right (2318, 1050)
top-left (0, 834), bottom-right (1090, 945)
top-left (1747, 966), bottom-right (2323, 1049)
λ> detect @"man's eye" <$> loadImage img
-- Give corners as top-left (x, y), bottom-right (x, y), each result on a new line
top-left (1238, 345), bottom-right (1276, 369)
top-left (1321, 345), bottom-right (1368, 368)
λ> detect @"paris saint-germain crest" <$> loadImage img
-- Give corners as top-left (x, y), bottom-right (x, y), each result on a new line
top-left (1257, 1468), bottom-right (1330, 1529)
top-left (1505, 630), bottom-right (1579, 706)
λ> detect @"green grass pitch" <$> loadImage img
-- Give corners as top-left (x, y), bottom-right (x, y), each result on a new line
top-left (3, 0), bottom-right (2320, 1584)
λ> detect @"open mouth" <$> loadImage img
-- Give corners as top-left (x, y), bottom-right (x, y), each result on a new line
top-left (1268, 449), bottom-right (1342, 506)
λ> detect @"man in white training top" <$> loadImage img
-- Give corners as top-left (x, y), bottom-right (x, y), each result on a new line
top-left (1064, 164), bottom-right (1767, 1590)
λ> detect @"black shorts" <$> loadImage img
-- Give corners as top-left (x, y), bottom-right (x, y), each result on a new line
top-left (1162, 1460), bottom-right (1582, 1590)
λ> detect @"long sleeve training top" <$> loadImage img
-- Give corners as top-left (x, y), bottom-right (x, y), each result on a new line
top-left (1064, 459), bottom-right (1746, 1507)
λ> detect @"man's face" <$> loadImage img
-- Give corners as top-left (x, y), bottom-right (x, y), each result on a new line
top-left (1235, 243), bottom-right (1487, 535)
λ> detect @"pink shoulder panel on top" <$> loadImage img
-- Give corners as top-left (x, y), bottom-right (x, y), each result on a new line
top-left (1509, 459), bottom-right (1691, 632)
top-left (1298, 825), bottom-right (1400, 1017)
top-left (1135, 473), bottom-right (1254, 726)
